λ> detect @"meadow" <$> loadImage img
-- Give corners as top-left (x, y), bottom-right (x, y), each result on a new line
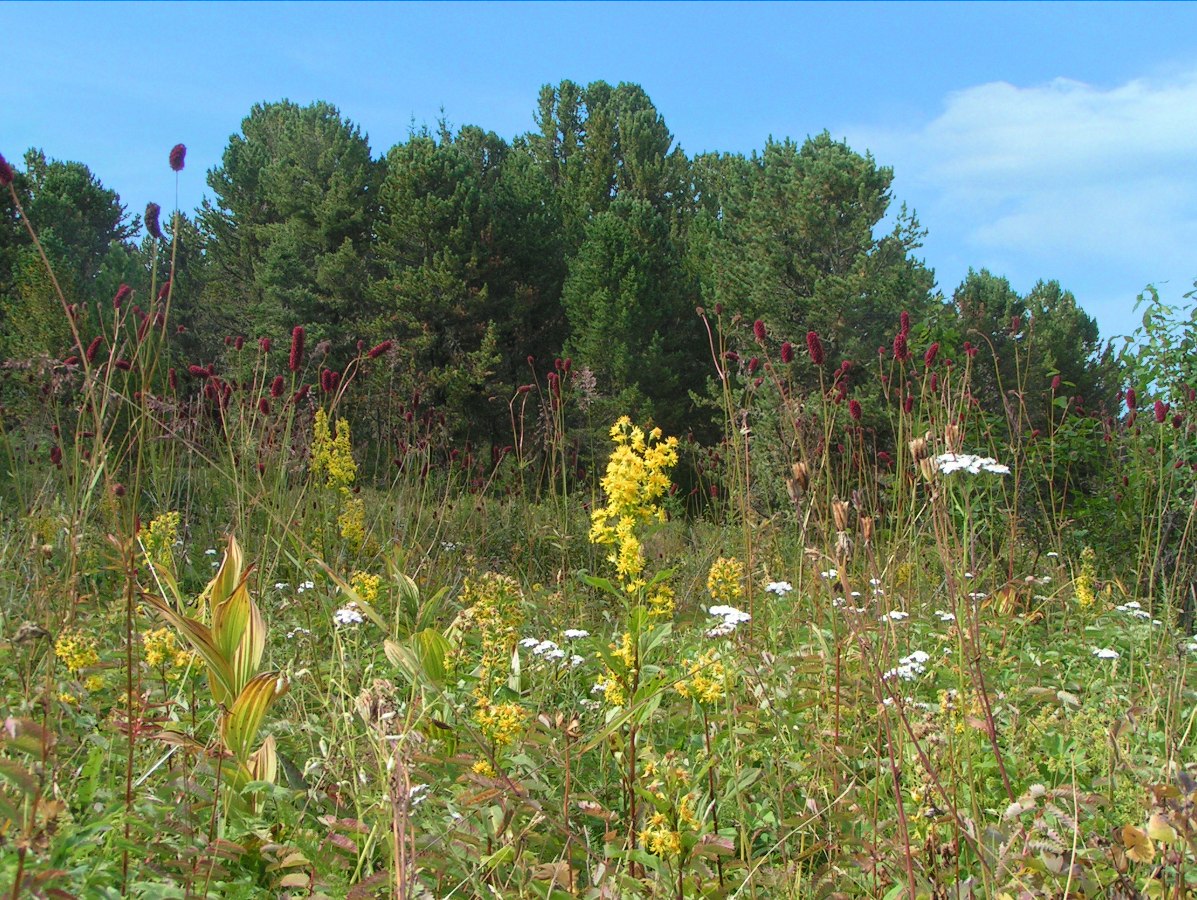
top-left (1, 148), bottom-right (1197, 900)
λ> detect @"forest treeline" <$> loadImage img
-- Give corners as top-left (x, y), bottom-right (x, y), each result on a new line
top-left (1, 79), bottom-right (1115, 449)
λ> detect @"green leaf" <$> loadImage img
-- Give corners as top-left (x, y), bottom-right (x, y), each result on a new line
top-left (221, 672), bottom-right (289, 764)
top-left (145, 595), bottom-right (236, 705)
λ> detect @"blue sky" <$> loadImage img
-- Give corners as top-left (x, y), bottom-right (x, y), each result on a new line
top-left (6, 1), bottom-right (1197, 341)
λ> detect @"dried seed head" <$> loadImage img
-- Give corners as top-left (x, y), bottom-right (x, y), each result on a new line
top-left (831, 499), bottom-right (850, 531)
top-left (859, 515), bottom-right (874, 544)
top-left (945, 422), bottom-right (963, 454)
top-left (909, 436), bottom-right (928, 460)
top-left (791, 461), bottom-right (810, 491)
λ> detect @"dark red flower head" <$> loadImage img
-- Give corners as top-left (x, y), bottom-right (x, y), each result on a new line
top-left (367, 340), bottom-right (393, 359)
top-left (1051, 375), bottom-right (1061, 392)
top-left (145, 202), bottom-right (163, 240)
top-left (169, 143), bottom-right (186, 172)
top-left (234, 336), bottom-right (245, 351)
top-left (259, 337), bottom-right (272, 353)
top-left (85, 336), bottom-right (104, 363)
top-left (923, 342), bottom-right (939, 368)
top-left (112, 283), bottom-right (132, 309)
top-left (806, 331), bottom-right (824, 366)
top-left (50, 445), bottom-right (62, 468)
top-left (0, 153), bottom-right (13, 186)
top-left (289, 326), bottom-right (305, 372)
top-left (270, 374), bottom-right (285, 397)
top-left (1155, 400), bottom-right (1168, 423)
top-left (849, 399), bottom-right (862, 421)
top-left (899, 310), bottom-right (910, 334)
top-left (157, 280), bottom-right (171, 301)
top-left (753, 319), bottom-right (766, 342)
top-left (780, 341), bottom-right (794, 363)
top-left (1126, 387), bottom-right (1137, 411)
top-left (893, 330), bottom-right (909, 361)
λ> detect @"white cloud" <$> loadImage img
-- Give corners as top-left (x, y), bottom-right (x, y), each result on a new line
top-left (843, 72), bottom-right (1197, 337)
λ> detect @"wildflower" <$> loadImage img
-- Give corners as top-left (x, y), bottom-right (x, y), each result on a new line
top-left (334, 605), bottom-right (364, 627)
top-left (893, 330), bottom-right (909, 361)
top-left (157, 280), bottom-right (171, 301)
top-left (140, 511), bottom-right (180, 570)
top-left (55, 630), bottom-right (99, 674)
top-left (289, 326), bottom-right (305, 372)
top-left (311, 409), bottom-right (357, 489)
top-left (707, 557), bottom-right (745, 605)
top-left (1074, 547), bottom-right (1097, 607)
top-left (820, 568), bottom-right (838, 580)
top-left (849, 398), bottom-right (862, 421)
top-left (646, 584), bottom-right (675, 619)
top-left (143, 627), bottom-right (179, 668)
top-left (707, 604), bottom-right (751, 638)
top-left (0, 153), bottom-right (12, 186)
top-left (473, 699), bottom-right (528, 749)
top-left (923, 342), bottom-right (939, 367)
top-left (780, 340), bottom-right (794, 363)
top-left (338, 497), bottom-right (366, 550)
top-left (85, 674), bottom-right (105, 693)
top-left (1092, 647), bottom-right (1119, 659)
top-left (296, 580), bottom-right (315, 593)
top-left (1155, 400), bottom-right (1168, 423)
top-left (935, 453), bottom-right (1010, 476)
top-left (753, 319), bottom-right (767, 341)
top-left (1126, 387), bottom-right (1137, 411)
top-left (113, 283), bottom-right (132, 309)
top-left (563, 629), bottom-right (590, 639)
top-left (349, 571), bottom-right (382, 605)
top-left (881, 610), bottom-right (909, 622)
top-left (145, 202), bottom-right (163, 240)
top-left (588, 417), bottom-right (678, 595)
top-left (85, 335), bottom-right (103, 363)
top-left (884, 649), bottom-right (930, 681)
top-left (168, 143), bottom-right (186, 172)
top-left (765, 580), bottom-right (793, 596)
top-left (934, 609), bottom-right (956, 622)
top-left (367, 340), bottom-right (393, 359)
top-left (676, 647), bottom-right (728, 704)
top-left (806, 331), bottom-right (825, 365)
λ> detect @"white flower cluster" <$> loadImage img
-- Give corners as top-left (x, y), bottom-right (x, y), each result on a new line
top-left (296, 580), bottom-right (316, 594)
top-left (519, 635), bottom-right (583, 666)
top-left (333, 605), bottom-right (363, 627)
top-left (1115, 600), bottom-right (1161, 624)
top-left (563, 629), bottom-right (590, 639)
top-left (707, 605), bottom-right (751, 637)
top-left (1092, 647), bottom-right (1119, 659)
top-left (765, 581), bottom-right (793, 596)
top-left (884, 649), bottom-right (930, 681)
top-left (935, 453), bottom-right (1011, 476)
top-left (881, 610), bottom-right (909, 622)
top-left (934, 609), bottom-right (956, 622)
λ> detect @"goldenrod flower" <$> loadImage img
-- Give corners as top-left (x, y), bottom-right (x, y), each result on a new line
top-left (55, 630), bottom-right (99, 674)
top-left (707, 557), bottom-right (745, 605)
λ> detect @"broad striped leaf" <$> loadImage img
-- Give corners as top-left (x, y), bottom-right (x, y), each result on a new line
top-left (221, 673), bottom-right (289, 764)
top-left (247, 734), bottom-right (278, 785)
top-left (145, 595), bottom-right (235, 705)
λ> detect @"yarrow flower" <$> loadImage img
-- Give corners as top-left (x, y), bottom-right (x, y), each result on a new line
top-left (563, 629), bottom-right (590, 639)
top-left (1092, 647), bottom-right (1119, 660)
top-left (881, 610), bottom-right (909, 622)
top-left (935, 453), bottom-right (1011, 476)
top-left (764, 581), bottom-right (793, 596)
top-left (334, 605), bottom-right (364, 627)
top-left (884, 649), bottom-right (930, 681)
top-left (706, 604), bottom-right (750, 637)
